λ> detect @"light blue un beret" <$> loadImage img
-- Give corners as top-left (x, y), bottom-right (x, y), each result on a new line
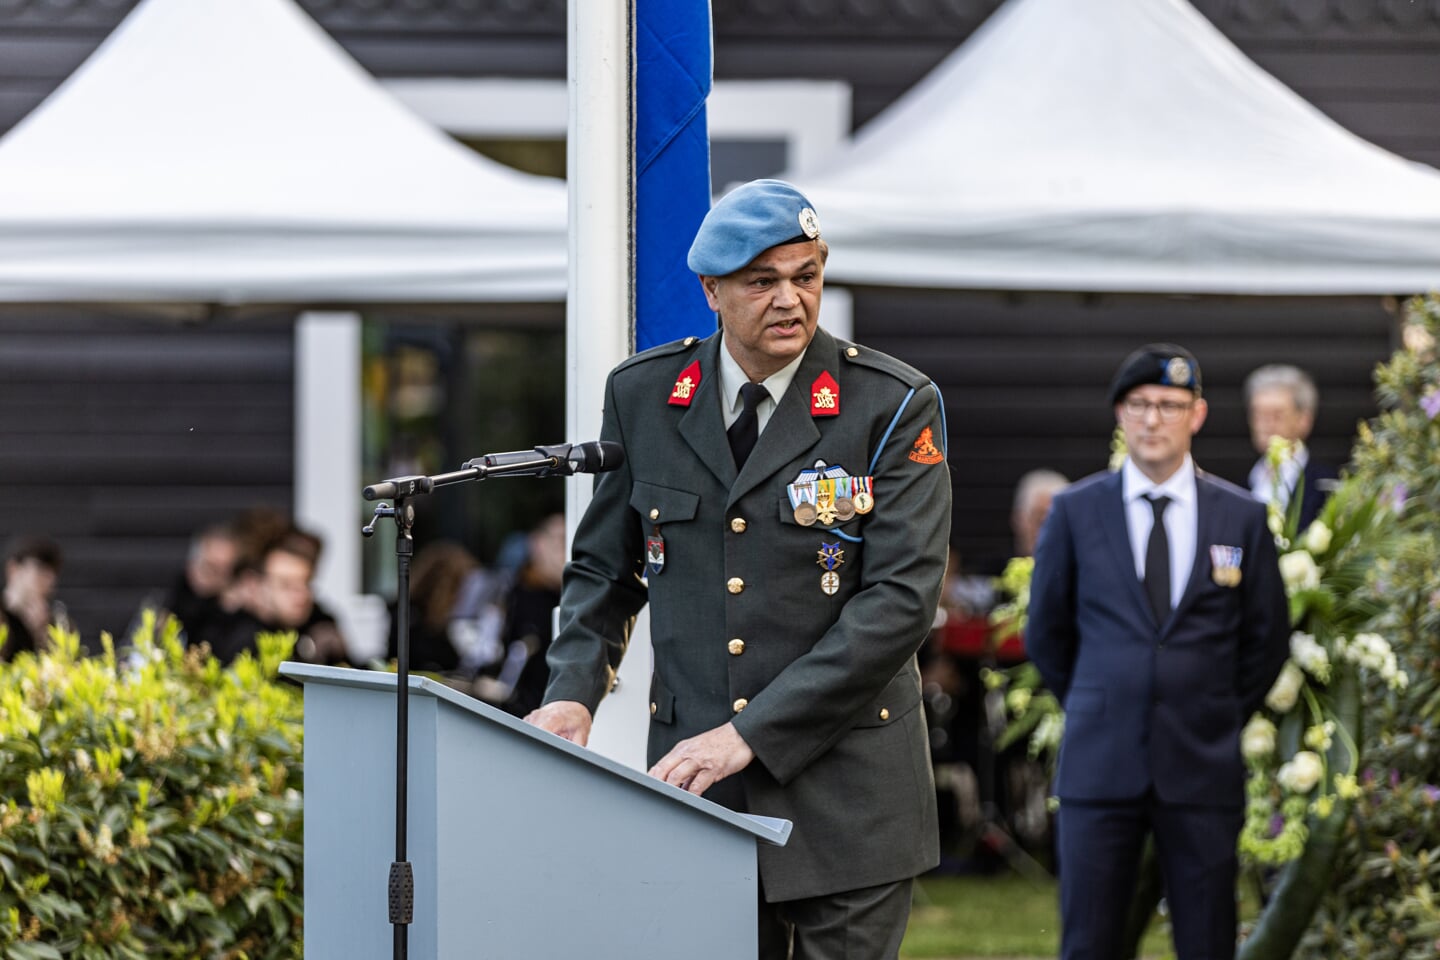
top-left (686, 179), bottom-right (822, 276)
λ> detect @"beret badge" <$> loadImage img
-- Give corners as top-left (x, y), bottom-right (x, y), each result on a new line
top-left (798, 207), bottom-right (821, 240)
top-left (1165, 357), bottom-right (1192, 387)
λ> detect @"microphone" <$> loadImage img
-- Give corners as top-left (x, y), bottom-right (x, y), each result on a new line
top-left (462, 441), bottom-right (625, 478)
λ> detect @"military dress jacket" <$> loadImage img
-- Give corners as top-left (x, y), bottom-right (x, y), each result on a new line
top-left (543, 326), bottom-right (952, 902)
top-left (1026, 468), bottom-right (1290, 808)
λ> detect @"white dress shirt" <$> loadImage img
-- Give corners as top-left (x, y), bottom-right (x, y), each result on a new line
top-left (1122, 455), bottom-right (1198, 611)
top-left (717, 336), bottom-right (807, 435)
top-left (1249, 442), bottom-right (1309, 509)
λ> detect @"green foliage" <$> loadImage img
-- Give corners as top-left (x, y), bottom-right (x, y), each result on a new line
top-left (1296, 292), bottom-right (1440, 958)
top-left (0, 615), bottom-right (304, 959)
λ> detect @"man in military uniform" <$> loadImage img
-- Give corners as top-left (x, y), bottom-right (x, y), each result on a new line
top-left (527, 179), bottom-right (951, 959)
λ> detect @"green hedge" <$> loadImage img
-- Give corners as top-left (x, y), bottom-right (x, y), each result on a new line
top-left (0, 616), bottom-right (303, 959)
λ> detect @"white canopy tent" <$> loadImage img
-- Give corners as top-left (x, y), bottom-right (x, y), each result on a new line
top-left (792, 0), bottom-right (1440, 294)
top-left (0, 0), bottom-right (567, 303)
top-left (0, 0), bottom-right (571, 655)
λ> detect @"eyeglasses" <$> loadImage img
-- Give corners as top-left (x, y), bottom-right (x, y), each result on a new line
top-left (1121, 398), bottom-right (1193, 423)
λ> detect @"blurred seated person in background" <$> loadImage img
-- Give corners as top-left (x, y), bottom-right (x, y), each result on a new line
top-left (162, 522), bottom-right (238, 644)
top-left (386, 541), bottom-right (478, 674)
top-left (1245, 363), bottom-right (1338, 532)
top-left (1, 536), bottom-right (64, 660)
top-left (204, 526), bottom-right (349, 666)
top-left (1012, 469), bottom-right (1069, 559)
top-left (490, 514), bottom-right (565, 718)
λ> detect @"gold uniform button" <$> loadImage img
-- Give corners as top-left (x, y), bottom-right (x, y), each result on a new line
top-left (846, 347), bottom-right (859, 358)
top-left (727, 577), bottom-right (745, 594)
top-left (728, 638), bottom-right (745, 656)
top-left (649, 508), bottom-right (660, 521)
top-left (683, 336), bottom-right (697, 346)
top-left (730, 517), bottom-right (747, 534)
top-left (650, 702), bottom-right (657, 715)
top-left (879, 707), bottom-right (890, 721)
top-left (733, 698), bottom-right (748, 713)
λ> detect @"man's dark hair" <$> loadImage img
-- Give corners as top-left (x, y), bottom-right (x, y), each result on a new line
top-left (5, 536), bottom-right (62, 574)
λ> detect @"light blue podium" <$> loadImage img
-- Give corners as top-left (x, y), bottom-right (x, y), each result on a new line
top-left (281, 663), bottom-right (791, 960)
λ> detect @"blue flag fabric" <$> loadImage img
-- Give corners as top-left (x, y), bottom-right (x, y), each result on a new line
top-left (635, 0), bottom-right (714, 352)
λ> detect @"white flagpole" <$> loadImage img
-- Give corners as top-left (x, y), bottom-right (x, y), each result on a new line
top-left (566, 0), bottom-right (649, 769)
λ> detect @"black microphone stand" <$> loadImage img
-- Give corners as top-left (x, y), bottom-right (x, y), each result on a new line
top-left (361, 456), bottom-right (563, 960)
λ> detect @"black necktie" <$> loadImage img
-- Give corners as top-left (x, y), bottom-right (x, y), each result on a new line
top-left (727, 382), bottom-right (766, 470)
top-left (1144, 495), bottom-right (1172, 625)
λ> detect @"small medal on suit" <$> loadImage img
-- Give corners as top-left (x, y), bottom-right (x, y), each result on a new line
top-left (817, 541), bottom-right (845, 595)
top-left (646, 528), bottom-right (665, 576)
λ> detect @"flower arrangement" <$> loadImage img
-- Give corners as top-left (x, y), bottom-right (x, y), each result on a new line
top-left (0, 614), bottom-right (304, 958)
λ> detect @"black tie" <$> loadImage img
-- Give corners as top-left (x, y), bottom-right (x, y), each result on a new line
top-left (1144, 495), bottom-right (1172, 625)
top-left (727, 383), bottom-right (766, 469)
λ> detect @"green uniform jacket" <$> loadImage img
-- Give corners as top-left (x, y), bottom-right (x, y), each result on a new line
top-left (543, 326), bottom-right (951, 902)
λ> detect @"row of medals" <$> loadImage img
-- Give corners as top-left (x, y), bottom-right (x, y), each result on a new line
top-left (790, 477), bottom-right (874, 527)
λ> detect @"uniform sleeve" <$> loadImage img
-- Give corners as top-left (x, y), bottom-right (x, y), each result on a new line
top-left (1025, 492), bottom-right (1078, 703)
top-left (1237, 502), bottom-right (1290, 717)
top-left (732, 383), bottom-right (951, 785)
top-left (541, 372), bottom-right (649, 713)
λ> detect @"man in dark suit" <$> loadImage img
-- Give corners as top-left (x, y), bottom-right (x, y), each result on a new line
top-left (1027, 344), bottom-right (1290, 960)
top-left (527, 180), bottom-right (951, 959)
top-left (1245, 363), bottom-right (1340, 532)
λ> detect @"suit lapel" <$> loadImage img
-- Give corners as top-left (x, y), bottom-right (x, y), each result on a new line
top-left (725, 329), bottom-right (830, 507)
top-left (677, 334), bottom-right (737, 490)
top-left (1165, 472), bottom-right (1220, 634)
top-left (1099, 472), bottom-right (1155, 623)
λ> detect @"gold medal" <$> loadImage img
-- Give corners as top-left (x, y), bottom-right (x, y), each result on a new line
top-left (794, 503), bottom-right (818, 526)
top-left (821, 571), bottom-right (840, 595)
top-left (853, 490), bottom-right (874, 514)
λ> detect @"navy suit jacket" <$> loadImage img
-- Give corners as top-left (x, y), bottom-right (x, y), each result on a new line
top-left (1027, 468), bottom-right (1289, 808)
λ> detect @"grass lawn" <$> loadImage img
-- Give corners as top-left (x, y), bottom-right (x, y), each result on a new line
top-left (901, 874), bottom-right (1174, 959)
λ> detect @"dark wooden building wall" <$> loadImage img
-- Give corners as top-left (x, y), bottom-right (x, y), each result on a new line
top-left (0, 311), bottom-right (294, 640)
top-left (854, 291), bottom-right (1396, 568)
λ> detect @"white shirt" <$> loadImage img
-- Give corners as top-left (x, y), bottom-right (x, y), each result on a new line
top-left (717, 336), bottom-right (807, 435)
top-left (1122, 455), bottom-right (1198, 611)
top-left (1249, 442), bottom-right (1309, 509)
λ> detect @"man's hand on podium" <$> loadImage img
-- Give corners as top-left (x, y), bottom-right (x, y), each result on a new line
top-left (524, 700), bottom-right (594, 746)
top-left (649, 722), bottom-right (754, 796)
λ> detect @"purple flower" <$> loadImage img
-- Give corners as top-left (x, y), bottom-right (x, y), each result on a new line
top-left (1422, 390), bottom-right (1440, 421)
top-left (1424, 785), bottom-right (1440, 804)
top-left (1268, 814), bottom-right (1285, 838)
top-left (1388, 483), bottom-right (1409, 516)
top-left (1391, 769), bottom-right (1403, 789)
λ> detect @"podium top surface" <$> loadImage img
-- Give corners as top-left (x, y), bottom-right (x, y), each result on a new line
top-left (281, 662), bottom-right (791, 847)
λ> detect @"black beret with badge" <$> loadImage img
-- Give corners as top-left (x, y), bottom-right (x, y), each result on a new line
top-left (1108, 342), bottom-right (1203, 406)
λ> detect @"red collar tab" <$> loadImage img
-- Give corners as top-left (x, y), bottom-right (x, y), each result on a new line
top-left (810, 371), bottom-right (840, 417)
top-left (669, 360), bottom-right (702, 407)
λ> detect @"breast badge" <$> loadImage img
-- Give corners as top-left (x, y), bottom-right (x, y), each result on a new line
top-left (817, 542), bottom-right (845, 595)
top-left (1210, 544), bottom-right (1243, 587)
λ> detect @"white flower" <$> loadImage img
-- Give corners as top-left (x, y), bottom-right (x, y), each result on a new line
top-left (1241, 715), bottom-right (1277, 761)
top-left (1033, 712), bottom-right (1065, 754)
top-left (1279, 551), bottom-right (1321, 593)
top-left (1289, 631), bottom-right (1330, 682)
top-left (1302, 521), bottom-right (1333, 556)
top-left (1277, 751), bottom-right (1324, 793)
top-left (1304, 721), bottom-right (1335, 752)
top-left (1265, 661), bottom-right (1305, 713)
top-left (1340, 632), bottom-right (1409, 690)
